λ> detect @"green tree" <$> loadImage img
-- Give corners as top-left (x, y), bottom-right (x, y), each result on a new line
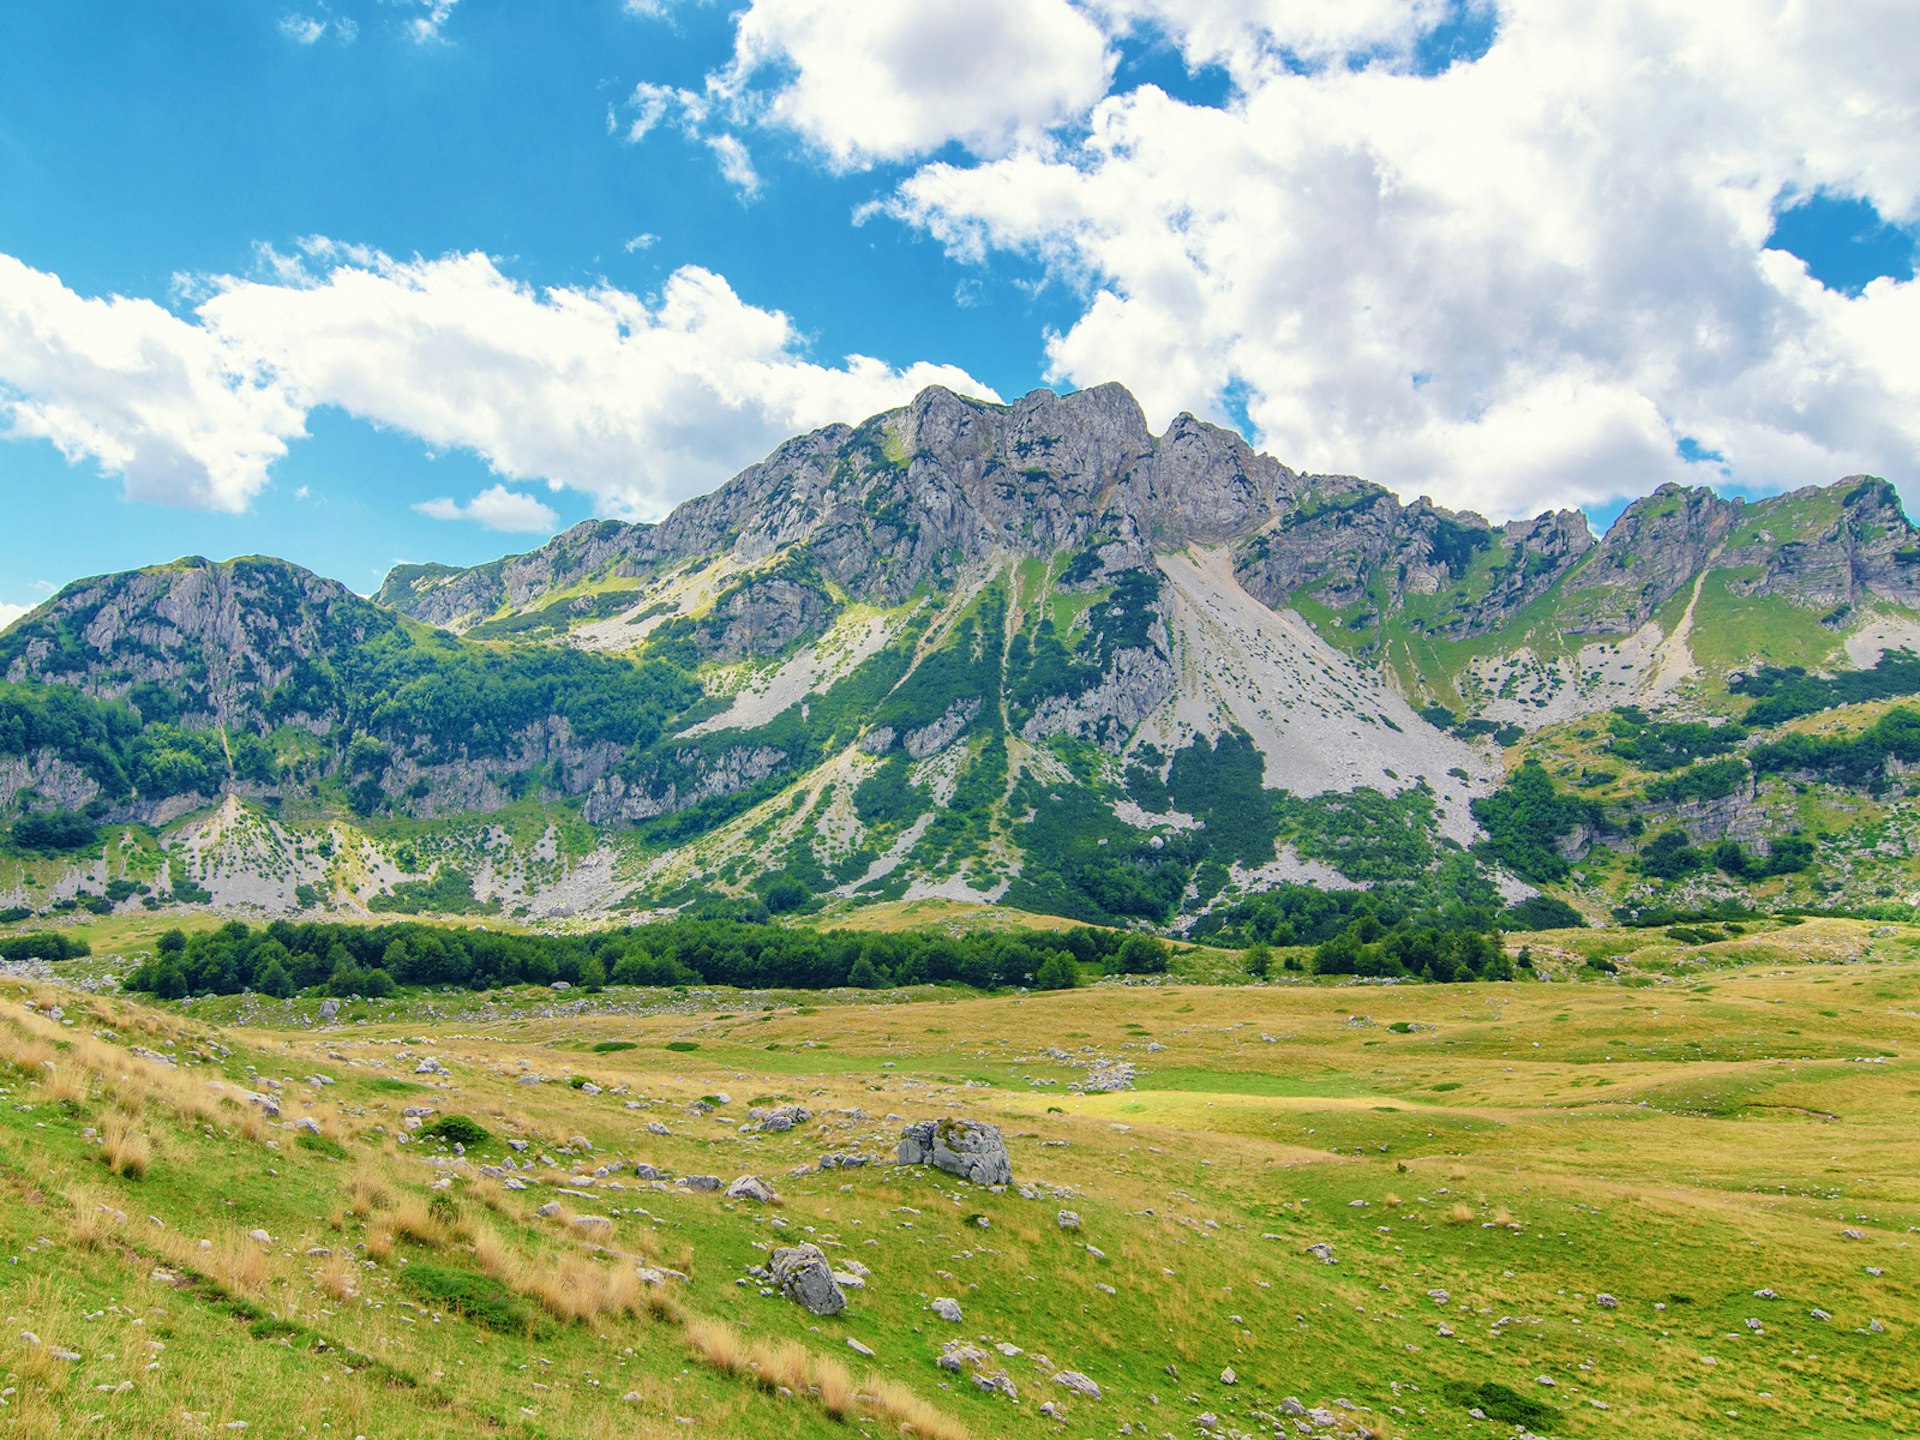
top-left (1034, 953), bottom-right (1080, 990)
top-left (1114, 933), bottom-right (1169, 974)
top-left (1244, 939), bottom-right (1272, 979)
top-left (579, 955), bottom-right (607, 993)
top-left (846, 956), bottom-right (883, 989)
top-left (254, 957), bottom-right (294, 999)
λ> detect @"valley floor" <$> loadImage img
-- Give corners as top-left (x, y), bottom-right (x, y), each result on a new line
top-left (3, 953), bottom-right (1917, 1439)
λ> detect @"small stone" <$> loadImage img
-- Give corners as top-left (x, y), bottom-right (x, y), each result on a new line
top-left (1220, 1366), bottom-right (1236, 1385)
top-left (1057, 1210), bottom-right (1081, 1229)
top-left (930, 1297), bottom-right (963, 1323)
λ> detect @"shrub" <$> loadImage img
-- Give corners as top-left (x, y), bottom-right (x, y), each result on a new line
top-left (418, 1115), bottom-right (490, 1148)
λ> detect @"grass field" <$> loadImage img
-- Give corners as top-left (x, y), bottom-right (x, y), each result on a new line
top-left (2, 927), bottom-right (1916, 1438)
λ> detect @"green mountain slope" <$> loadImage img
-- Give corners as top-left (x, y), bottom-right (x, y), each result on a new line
top-left (5, 385), bottom-right (1920, 928)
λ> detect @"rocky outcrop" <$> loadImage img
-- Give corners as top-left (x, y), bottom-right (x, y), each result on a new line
top-left (1020, 644), bottom-right (1176, 752)
top-left (582, 744), bottom-right (787, 824)
top-left (1555, 484), bottom-right (1740, 634)
top-left (380, 384), bottom-right (1312, 625)
top-left (765, 1243), bottom-right (847, 1315)
top-left (1234, 487), bottom-right (1595, 642)
top-left (898, 1118), bottom-right (1012, 1187)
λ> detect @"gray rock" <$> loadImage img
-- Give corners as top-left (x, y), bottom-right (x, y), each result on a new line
top-left (318, 999), bottom-right (340, 1020)
top-left (937, 1339), bottom-right (987, 1372)
top-left (682, 1175), bottom-right (721, 1193)
top-left (1057, 1210), bottom-right (1082, 1229)
top-left (768, 1243), bottom-right (846, 1316)
top-left (897, 1118), bottom-right (1012, 1187)
top-left (725, 1175), bottom-right (779, 1204)
top-left (1052, 1371), bottom-right (1101, 1399)
top-left (930, 1297), bottom-right (962, 1323)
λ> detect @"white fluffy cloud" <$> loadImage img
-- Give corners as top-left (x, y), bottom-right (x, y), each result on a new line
top-left (712, 0), bottom-right (1115, 167)
top-left (0, 602), bottom-right (33, 630)
top-left (416, 484), bottom-right (559, 533)
top-left (0, 254), bottom-right (307, 512)
top-left (874, 0), bottom-right (1920, 518)
top-left (0, 244), bottom-right (998, 520)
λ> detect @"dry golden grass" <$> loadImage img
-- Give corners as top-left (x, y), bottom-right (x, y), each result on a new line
top-left (208, 1233), bottom-right (270, 1295)
top-left (386, 1192), bottom-right (450, 1247)
top-left (0, 1017), bottom-right (60, 1076)
top-left (685, 1316), bottom-right (963, 1438)
top-left (859, 1375), bottom-right (969, 1440)
top-left (316, 1251), bottom-right (359, 1301)
top-left (100, 1113), bottom-right (151, 1178)
top-left (63, 1186), bottom-right (127, 1250)
top-left (685, 1316), bottom-right (748, 1376)
top-left (1448, 1201), bottom-right (1475, 1224)
top-left (345, 1167), bottom-right (391, 1218)
top-left (365, 1225), bottom-right (396, 1262)
top-left (34, 1061), bottom-right (90, 1106)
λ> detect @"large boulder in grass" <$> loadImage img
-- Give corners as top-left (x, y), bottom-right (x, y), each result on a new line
top-left (768, 1243), bottom-right (847, 1316)
top-left (897, 1118), bottom-right (1012, 1187)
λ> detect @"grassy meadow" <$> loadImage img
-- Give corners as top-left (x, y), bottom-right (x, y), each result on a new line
top-left (2, 920), bottom-right (1916, 1438)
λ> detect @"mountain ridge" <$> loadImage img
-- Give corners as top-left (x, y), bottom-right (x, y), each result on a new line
top-left (5, 382), bottom-right (1920, 928)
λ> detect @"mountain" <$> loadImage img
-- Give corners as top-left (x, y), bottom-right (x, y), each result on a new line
top-left (7, 383), bottom-right (1920, 928)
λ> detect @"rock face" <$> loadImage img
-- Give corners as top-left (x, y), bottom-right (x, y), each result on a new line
top-left (381, 384), bottom-right (1312, 631)
top-left (724, 1175), bottom-right (778, 1204)
top-left (767, 1243), bottom-right (847, 1316)
top-left (897, 1118), bottom-right (1013, 1187)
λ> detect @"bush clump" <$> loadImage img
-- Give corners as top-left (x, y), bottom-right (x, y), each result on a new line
top-left (418, 1115), bottom-right (490, 1148)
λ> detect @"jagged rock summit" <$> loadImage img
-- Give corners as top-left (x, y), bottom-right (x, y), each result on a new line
top-left (4, 380), bottom-right (1919, 925)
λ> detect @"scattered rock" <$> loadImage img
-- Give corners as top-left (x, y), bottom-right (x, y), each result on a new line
top-left (725, 1175), bottom-right (779, 1204)
top-left (897, 1118), bottom-right (1012, 1187)
top-left (768, 1244), bottom-right (847, 1316)
top-left (1053, 1370), bottom-right (1101, 1399)
top-left (1057, 1210), bottom-right (1082, 1229)
top-left (931, 1297), bottom-right (963, 1323)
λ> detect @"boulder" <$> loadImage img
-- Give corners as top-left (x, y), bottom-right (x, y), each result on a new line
top-left (725, 1175), bottom-right (779, 1204)
top-left (931, 1297), bottom-right (962, 1323)
top-left (768, 1243), bottom-right (847, 1316)
top-left (897, 1118), bottom-right (1012, 1187)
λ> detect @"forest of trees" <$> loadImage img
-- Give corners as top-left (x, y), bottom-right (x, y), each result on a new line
top-left (121, 916), bottom-right (1157, 1001)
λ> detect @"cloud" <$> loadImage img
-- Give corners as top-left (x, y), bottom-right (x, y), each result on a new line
top-left (0, 244), bottom-right (999, 521)
top-left (407, 0), bottom-right (459, 44)
top-left (280, 15), bottom-right (328, 44)
top-left (0, 602), bottom-right (33, 630)
top-left (875, 0), bottom-right (1920, 518)
top-left (1091, 0), bottom-right (1475, 82)
top-left (280, 8), bottom-right (356, 45)
top-left (416, 484), bottom-right (560, 533)
top-left (0, 253), bottom-right (307, 511)
top-left (623, 233), bottom-right (659, 253)
top-left (716, 0), bottom-right (1115, 167)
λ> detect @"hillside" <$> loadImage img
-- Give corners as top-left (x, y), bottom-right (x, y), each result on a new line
top-left (4, 921), bottom-right (1917, 1440)
top-left (4, 384), bottom-right (1920, 929)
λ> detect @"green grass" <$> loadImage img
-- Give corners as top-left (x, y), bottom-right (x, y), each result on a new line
top-left (5, 921), bottom-right (1920, 1439)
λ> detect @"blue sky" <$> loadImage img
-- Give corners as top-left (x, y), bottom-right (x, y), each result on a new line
top-left (2, 1), bottom-right (1916, 617)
